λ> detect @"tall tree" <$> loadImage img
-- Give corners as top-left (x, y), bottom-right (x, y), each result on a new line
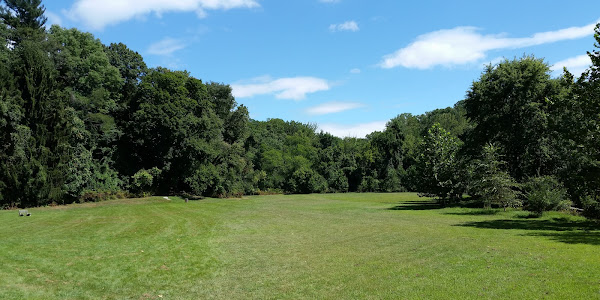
top-left (463, 56), bottom-right (561, 180)
top-left (0, 0), bottom-right (46, 45)
top-left (551, 24), bottom-right (600, 215)
top-left (415, 123), bottom-right (463, 201)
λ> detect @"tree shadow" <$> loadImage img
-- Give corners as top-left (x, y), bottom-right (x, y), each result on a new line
top-left (459, 218), bottom-right (599, 231)
top-left (388, 200), bottom-right (483, 211)
top-left (527, 232), bottom-right (600, 245)
top-left (457, 217), bottom-right (600, 245)
top-left (388, 201), bottom-right (443, 211)
top-left (445, 210), bottom-right (500, 216)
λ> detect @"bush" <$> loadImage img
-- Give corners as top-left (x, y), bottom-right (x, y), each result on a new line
top-left (523, 176), bottom-right (571, 215)
top-left (327, 170), bottom-right (349, 193)
top-left (582, 195), bottom-right (600, 219)
top-left (78, 190), bottom-right (129, 203)
top-left (358, 175), bottom-right (379, 192)
top-left (131, 167), bottom-right (161, 196)
top-left (289, 168), bottom-right (328, 194)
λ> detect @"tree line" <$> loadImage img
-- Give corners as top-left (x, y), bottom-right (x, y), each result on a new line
top-left (1, 1), bottom-right (600, 218)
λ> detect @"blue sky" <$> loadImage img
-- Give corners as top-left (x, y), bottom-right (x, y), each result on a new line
top-left (43, 0), bottom-right (600, 137)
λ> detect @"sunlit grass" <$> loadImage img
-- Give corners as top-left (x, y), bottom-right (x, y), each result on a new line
top-left (1, 193), bottom-right (599, 299)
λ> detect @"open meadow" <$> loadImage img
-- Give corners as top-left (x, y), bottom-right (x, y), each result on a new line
top-left (1, 193), bottom-right (599, 299)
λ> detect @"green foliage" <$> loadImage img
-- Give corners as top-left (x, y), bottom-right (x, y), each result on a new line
top-left (358, 173), bottom-right (380, 192)
top-left (469, 144), bottom-right (521, 210)
top-left (131, 167), bottom-right (160, 196)
top-left (523, 176), bottom-right (570, 215)
top-left (327, 169), bottom-right (349, 192)
top-left (416, 123), bottom-right (463, 200)
top-left (0, 0), bottom-right (47, 44)
top-left (549, 24), bottom-right (600, 208)
top-left (289, 167), bottom-right (327, 194)
top-left (464, 56), bottom-right (561, 181)
top-left (582, 195), bottom-right (600, 219)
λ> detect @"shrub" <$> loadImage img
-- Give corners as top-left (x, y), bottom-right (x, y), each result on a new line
top-left (523, 176), bottom-right (571, 215)
top-left (582, 195), bottom-right (600, 219)
top-left (131, 167), bottom-right (161, 196)
top-left (78, 190), bottom-right (129, 203)
top-left (328, 170), bottom-right (349, 193)
top-left (289, 168), bottom-right (328, 194)
top-left (358, 175), bottom-right (379, 192)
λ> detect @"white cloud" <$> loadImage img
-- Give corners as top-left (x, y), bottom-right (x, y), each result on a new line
top-left (318, 121), bottom-right (387, 138)
top-left (329, 21), bottom-right (359, 32)
top-left (306, 102), bottom-right (364, 115)
top-left (350, 68), bottom-right (361, 74)
top-left (380, 22), bottom-right (597, 69)
top-left (231, 76), bottom-right (330, 100)
top-left (552, 54), bottom-right (591, 76)
top-left (147, 38), bottom-right (186, 55)
top-left (67, 0), bottom-right (260, 30)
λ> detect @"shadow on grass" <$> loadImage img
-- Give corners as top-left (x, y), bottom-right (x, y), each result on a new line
top-left (388, 200), bottom-right (484, 211)
top-left (459, 218), bottom-right (599, 231)
top-left (388, 201), bottom-right (443, 211)
top-left (458, 217), bottom-right (600, 245)
top-left (527, 232), bottom-right (600, 245)
top-left (445, 210), bottom-right (500, 216)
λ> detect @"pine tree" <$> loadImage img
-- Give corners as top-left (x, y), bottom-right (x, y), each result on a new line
top-left (0, 0), bottom-right (47, 45)
top-left (469, 144), bottom-right (521, 210)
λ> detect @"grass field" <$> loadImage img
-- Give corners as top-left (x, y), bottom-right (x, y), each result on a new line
top-left (1, 193), bottom-right (599, 299)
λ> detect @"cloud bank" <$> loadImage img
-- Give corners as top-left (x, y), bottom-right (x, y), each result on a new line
top-left (68, 0), bottom-right (260, 30)
top-left (380, 22), bottom-right (597, 69)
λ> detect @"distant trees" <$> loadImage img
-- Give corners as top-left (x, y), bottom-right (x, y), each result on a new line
top-left (3, 0), bottom-right (600, 219)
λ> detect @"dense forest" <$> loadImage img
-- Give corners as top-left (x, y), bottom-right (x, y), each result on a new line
top-left (1, 1), bottom-right (600, 218)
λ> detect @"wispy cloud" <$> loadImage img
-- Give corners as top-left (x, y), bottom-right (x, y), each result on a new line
top-left (67, 0), bottom-right (260, 30)
top-left (147, 38), bottom-right (187, 56)
top-left (45, 11), bottom-right (63, 28)
top-left (552, 54), bottom-right (591, 76)
top-left (350, 68), bottom-right (361, 74)
top-left (329, 21), bottom-right (359, 32)
top-left (380, 21), bottom-right (597, 69)
top-left (318, 121), bottom-right (387, 138)
top-left (306, 102), bottom-right (364, 115)
top-left (319, 0), bottom-right (341, 3)
top-left (232, 76), bottom-right (330, 100)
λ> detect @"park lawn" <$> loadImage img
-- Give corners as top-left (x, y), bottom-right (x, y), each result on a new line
top-left (0, 193), bottom-right (599, 299)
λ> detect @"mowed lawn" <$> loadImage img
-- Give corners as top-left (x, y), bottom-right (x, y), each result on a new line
top-left (1, 193), bottom-right (599, 299)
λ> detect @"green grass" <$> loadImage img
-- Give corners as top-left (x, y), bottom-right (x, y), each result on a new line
top-left (1, 193), bottom-right (599, 299)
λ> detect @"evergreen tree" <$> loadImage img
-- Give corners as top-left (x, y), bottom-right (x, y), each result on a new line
top-left (0, 0), bottom-right (46, 45)
top-left (469, 144), bottom-right (521, 210)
